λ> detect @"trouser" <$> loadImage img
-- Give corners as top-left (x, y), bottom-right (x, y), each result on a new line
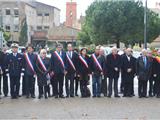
top-left (38, 85), bottom-right (50, 96)
top-left (108, 77), bottom-right (119, 96)
top-left (54, 73), bottom-right (64, 96)
top-left (149, 77), bottom-right (154, 96)
top-left (75, 76), bottom-right (80, 95)
top-left (25, 75), bottom-right (35, 96)
top-left (0, 70), bottom-right (8, 96)
top-left (22, 76), bottom-right (26, 95)
top-left (51, 76), bottom-right (56, 96)
top-left (101, 75), bottom-right (107, 96)
top-left (123, 75), bottom-right (134, 96)
top-left (92, 74), bottom-right (102, 96)
top-left (120, 73), bottom-right (125, 93)
top-left (138, 80), bottom-right (147, 97)
top-left (80, 74), bottom-right (88, 97)
top-left (10, 75), bottom-right (20, 97)
top-left (154, 76), bottom-right (160, 96)
top-left (65, 73), bottom-right (75, 96)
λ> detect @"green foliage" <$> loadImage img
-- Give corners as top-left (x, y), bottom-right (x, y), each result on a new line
top-left (3, 32), bottom-right (11, 41)
top-left (19, 18), bottom-right (28, 46)
top-left (79, 1), bottom-right (160, 47)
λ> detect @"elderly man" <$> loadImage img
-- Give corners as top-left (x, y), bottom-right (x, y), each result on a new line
top-left (106, 47), bottom-right (121, 98)
top-left (136, 49), bottom-right (152, 98)
top-left (121, 48), bottom-right (136, 97)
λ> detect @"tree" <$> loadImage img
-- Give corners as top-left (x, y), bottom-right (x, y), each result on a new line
top-left (19, 18), bottom-right (28, 46)
top-left (79, 1), bottom-right (160, 47)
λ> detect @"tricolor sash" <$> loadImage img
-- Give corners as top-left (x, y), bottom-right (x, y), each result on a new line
top-left (66, 53), bottom-right (76, 71)
top-left (92, 54), bottom-right (103, 72)
top-left (79, 55), bottom-right (89, 68)
top-left (156, 56), bottom-right (160, 63)
top-left (37, 55), bottom-right (50, 80)
top-left (24, 53), bottom-right (35, 74)
top-left (54, 51), bottom-right (65, 68)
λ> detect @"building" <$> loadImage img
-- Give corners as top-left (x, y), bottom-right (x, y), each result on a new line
top-left (0, 0), bottom-right (60, 46)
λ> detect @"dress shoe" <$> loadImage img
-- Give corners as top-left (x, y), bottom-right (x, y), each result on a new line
top-left (59, 95), bottom-right (65, 98)
top-left (31, 95), bottom-right (35, 98)
top-left (55, 95), bottom-right (58, 99)
top-left (115, 95), bottom-right (120, 98)
top-left (107, 95), bottom-right (111, 98)
top-left (70, 95), bottom-right (74, 98)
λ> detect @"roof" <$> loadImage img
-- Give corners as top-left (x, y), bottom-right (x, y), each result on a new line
top-left (32, 31), bottom-right (48, 40)
top-left (48, 25), bottom-right (80, 41)
top-left (150, 35), bottom-right (160, 48)
top-left (34, 1), bottom-right (60, 11)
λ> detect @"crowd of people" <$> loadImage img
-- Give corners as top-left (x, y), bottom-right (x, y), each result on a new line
top-left (0, 43), bottom-right (160, 99)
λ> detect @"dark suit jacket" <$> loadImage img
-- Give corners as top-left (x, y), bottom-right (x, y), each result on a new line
top-left (136, 56), bottom-right (152, 80)
top-left (106, 53), bottom-right (121, 78)
top-left (6, 53), bottom-right (23, 76)
top-left (77, 55), bottom-right (91, 75)
top-left (121, 54), bottom-right (136, 79)
top-left (65, 51), bottom-right (78, 74)
top-left (50, 50), bottom-right (66, 74)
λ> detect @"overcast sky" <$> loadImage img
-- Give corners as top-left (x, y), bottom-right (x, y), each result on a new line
top-left (36, 0), bottom-right (159, 23)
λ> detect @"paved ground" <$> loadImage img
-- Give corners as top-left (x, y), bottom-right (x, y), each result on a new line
top-left (0, 77), bottom-right (160, 119)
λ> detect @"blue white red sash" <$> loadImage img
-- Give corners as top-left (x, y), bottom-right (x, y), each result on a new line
top-left (54, 51), bottom-right (65, 68)
top-left (37, 55), bottom-right (47, 71)
top-left (37, 55), bottom-right (50, 80)
top-left (24, 53), bottom-right (35, 74)
top-left (66, 53), bottom-right (76, 71)
top-left (92, 54), bottom-right (103, 71)
top-left (79, 55), bottom-right (88, 68)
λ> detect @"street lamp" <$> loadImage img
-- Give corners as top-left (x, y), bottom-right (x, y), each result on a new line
top-left (144, 0), bottom-right (147, 49)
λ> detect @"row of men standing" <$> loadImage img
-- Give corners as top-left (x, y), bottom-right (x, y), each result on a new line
top-left (0, 43), bottom-right (160, 99)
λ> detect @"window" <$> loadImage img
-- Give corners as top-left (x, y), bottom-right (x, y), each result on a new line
top-left (37, 26), bottom-right (42, 30)
top-left (37, 13), bottom-right (42, 16)
top-left (6, 9), bottom-right (11, 15)
top-left (5, 25), bottom-right (10, 32)
top-left (44, 13), bottom-right (49, 16)
top-left (14, 25), bottom-right (19, 32)
top-left (44, 26), bottom-right (49, 29)
top-left (14, 9), bottom-right (19, 16)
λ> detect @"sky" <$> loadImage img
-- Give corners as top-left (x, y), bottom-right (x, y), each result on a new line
top-left (36, 0), bottom-right (160, 23)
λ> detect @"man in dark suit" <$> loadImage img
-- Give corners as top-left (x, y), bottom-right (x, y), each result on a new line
top-left (106, 47), bottom-right (121, 98)
top-left (5, 43), bottom-right (23, 99)
top-left (50, 43), bottom-right (66, 98)
top-left (121, 48), bottom-right (136, 97)
top-left (0, 48), bottom-right (9, 97)
top-left (23, 44), bottom-right (37, 98)
top-left (136, 49), bottom-right (152, 98)
top-left (65, 43), bottom-right (78, 98)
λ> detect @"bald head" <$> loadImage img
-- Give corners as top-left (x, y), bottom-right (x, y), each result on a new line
top-left (126, 48), bottom-right (132, 56)
top-left (111, 47), bottom-right (117, 55)
top-left (67, 43), bottom-right (73, 51)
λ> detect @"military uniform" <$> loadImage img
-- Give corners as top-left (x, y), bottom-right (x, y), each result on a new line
top-left (5, 52), bottom-right (23, 99)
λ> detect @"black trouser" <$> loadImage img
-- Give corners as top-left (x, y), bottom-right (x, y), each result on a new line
top-left (51, 76), bottom-right (56, 96)
top-left (22, 76), bottom-right (26, 95)
top-left (10, 75), bottom-right (20, 97)
top-left (138, 80), bottom-right (147, 97)
top-left (120, 73), bottom-right (125, 93)
top-left (54, 73), bottom-right (64, 96)
top-left (80, 74), bottom-right (88, 97)
top-left (149, 76), bottom-right (154, 96)
top-left (75, 76), bottom-right (80, 95)
top-left (101, 75), bottom-right (107, 96)
top-left (38, 85), bottom-right (50, 96)
top-left (25, 75), bottom-right (35, 96)
top-left (65, 73), bottom-right (75, 96)
top-left (0, 70), bottom-right (8, 96)
top-left (108, 77), bottom-right (119, 96)
top-left (123, 75), bottom-right (134, 96)
top-left (154, 76), bottom-right (160, 96)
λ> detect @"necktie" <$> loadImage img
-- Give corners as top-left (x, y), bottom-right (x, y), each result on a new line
top-left (143, 57), bottom-right (147, 68)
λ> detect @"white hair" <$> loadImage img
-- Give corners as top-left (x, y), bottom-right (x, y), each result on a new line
top-left (40, 49), bottom-right (47, 56)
